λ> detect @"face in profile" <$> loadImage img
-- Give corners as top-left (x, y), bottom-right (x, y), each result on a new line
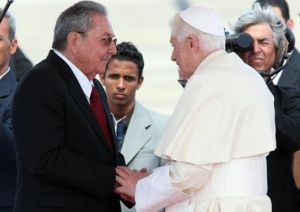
top-left (170, 36), bottom-right (195, 80)
top-left (0, 17), bottom-right (17, 72)
top-left (240, 23), bottom-right (276, 72)
top-left (103, 58), bottom-right (143, 108)
top-left (73, 14), bottom-right (117, 80)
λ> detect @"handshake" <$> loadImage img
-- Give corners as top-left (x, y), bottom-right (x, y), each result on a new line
top-left (113, 166), bottom-right (150, 203)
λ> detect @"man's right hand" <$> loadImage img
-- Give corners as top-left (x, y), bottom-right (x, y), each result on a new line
top-left (113, 166), bottom-right (150, 199)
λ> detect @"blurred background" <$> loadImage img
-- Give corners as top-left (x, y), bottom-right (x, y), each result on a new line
top-left (7, 0), bottom-right (300, 115)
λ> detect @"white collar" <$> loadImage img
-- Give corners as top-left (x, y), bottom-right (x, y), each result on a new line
top-left (53, 49), bottom-right (93, 100)
top-left (0, 67), bottom-right (10, 80)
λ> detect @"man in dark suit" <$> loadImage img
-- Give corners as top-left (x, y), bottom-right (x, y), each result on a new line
top-left (0, 9), bottom-right (18, 212)
top-left (12, 1), bottom-right (126, 211)
top-left (255, 1), bottom-right (300, 209)
top-left (233, 5), bottom-right (300, 212)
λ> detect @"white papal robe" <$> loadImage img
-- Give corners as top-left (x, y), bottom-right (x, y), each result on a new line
top-left (134, 50), bottom-right (276, 212)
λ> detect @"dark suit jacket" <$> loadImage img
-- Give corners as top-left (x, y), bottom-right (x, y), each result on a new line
top-left (267, 81), bottom-right (300, 212)
top-left (0, 69), bottom-right (17, 211)
top-left (278, 48), bottom-right (300, 91)
top-left (12, 50), bottom-right (123, 212)
top-left (9, 47), bottom-right (32, 81)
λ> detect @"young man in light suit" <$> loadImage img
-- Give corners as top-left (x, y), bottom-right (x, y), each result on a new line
top-left (102, 42), bottom-right (168, 212)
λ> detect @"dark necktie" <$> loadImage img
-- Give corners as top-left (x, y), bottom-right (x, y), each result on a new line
top-left (116, 121), bottom-right (127, 151)
top-left (90, 86), bottom-right (113, 150)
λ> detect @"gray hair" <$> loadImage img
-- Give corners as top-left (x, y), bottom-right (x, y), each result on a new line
top-left (52, 1), bottom-right (107, 51)
top-left (232, 5), bottom-right (287, 68)
top-left (0, 9), bottom-right (16, 40)
top-left (170, 14), bottom-right (225, 51)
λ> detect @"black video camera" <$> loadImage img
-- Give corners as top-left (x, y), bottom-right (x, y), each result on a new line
top-left (225, 32), bottom-right (253, 53)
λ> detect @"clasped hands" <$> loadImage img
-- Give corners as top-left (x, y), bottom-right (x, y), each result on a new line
top-left (114, 166), bottom-right (150, 203)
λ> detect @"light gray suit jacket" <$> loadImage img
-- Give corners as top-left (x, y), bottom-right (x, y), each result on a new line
top-left (121, 102), bottom-right (168, 212)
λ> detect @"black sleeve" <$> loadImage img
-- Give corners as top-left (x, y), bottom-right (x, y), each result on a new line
top-left (0, 98), bottom-right (16, 165)
top-left (272, 86), bottom-right (300, 152)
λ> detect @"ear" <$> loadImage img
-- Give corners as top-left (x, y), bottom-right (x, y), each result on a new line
top-left (137, 76), bottom-right (144, 89)
top-left (10, 39), bottom-right (17, 54)
top-left (287, 19), bottom-right (294, 30)
top-left (67, 32), bottom-right (81, 52)
top-left (186, 35), bottom-right (198, 53)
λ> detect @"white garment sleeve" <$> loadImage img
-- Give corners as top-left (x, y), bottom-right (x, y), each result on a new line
top-left (170, 161), bottom-right (212, 195)
top-left (135, 162), bottom-right (212, 212)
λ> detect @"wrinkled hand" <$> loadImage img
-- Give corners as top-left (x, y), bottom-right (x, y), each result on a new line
top-left (114, 166), bottom-right (150, 201)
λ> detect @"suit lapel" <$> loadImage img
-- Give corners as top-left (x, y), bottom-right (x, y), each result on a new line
top-left (0, 69), bottom-right (16, 99)
top-left (47, 51), bottom-right (113, 154)
top-left (121, 103), bottom-right (151, 164)
top-left (0, 69), bottom-right (17, 116)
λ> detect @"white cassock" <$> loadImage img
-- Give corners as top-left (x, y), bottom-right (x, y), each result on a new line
top-left (134, 50), bottom-right (276, 212)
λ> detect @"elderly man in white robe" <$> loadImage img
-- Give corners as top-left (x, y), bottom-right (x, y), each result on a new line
top-left (114, 6), bottom-right (276, 212)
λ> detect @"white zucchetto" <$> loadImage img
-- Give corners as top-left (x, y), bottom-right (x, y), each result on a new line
top-left (179, 6), bottom-right (225, 37)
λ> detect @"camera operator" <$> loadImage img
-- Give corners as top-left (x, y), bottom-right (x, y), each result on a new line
top-left (255, 0), bottom-right (300, 91)
top-left (233, 5), bottom-right (300, 212)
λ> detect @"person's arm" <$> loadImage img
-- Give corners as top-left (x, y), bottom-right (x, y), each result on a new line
top-left (273, 87), bottom-right (300, 152)
top-left (0, 124), bottom-right (15, 165)
top-left (135, 161), bottom-right (212, 212)
top-left (293, 150), bottom-right (300, 189)
top-left (0, 103), bottom-right (16, 165)
top-left (268, 85), bottom-right (300, 188)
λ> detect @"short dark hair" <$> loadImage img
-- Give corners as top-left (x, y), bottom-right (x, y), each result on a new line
top-left (107, 42), bottom-right (144, 79)
top-left (255, 0), bottom-right (290, 21)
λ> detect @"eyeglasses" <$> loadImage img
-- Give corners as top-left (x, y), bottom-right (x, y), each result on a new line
top-left (101, 36), bottom-right (117, 46)
top-left (76, 31), bottom-right (117, 46)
